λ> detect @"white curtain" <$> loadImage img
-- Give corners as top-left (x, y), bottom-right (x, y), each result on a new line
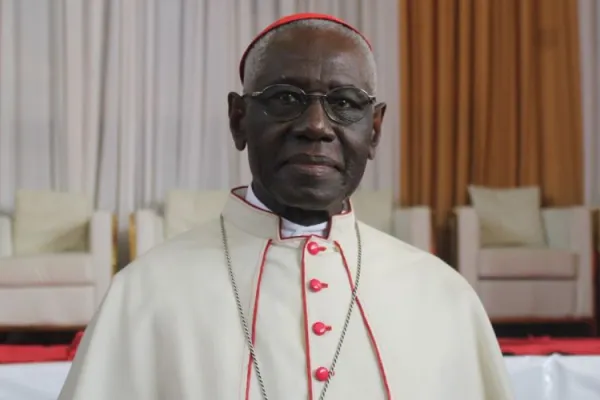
top-left (0, 0), bottom-right (400, 221)
top-left (0, 0), bottom-right (109, 213)
top-left (579, 0), bottom-right (600, 206)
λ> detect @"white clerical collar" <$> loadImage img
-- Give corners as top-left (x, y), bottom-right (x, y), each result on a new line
top-left (244, 185), bottom-right (329, 238)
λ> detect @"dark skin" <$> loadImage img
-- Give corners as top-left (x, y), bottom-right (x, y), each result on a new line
top-left (228, 26), bottom-right (386, 226)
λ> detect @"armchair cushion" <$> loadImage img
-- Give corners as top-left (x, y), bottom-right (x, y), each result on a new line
top-left (478, 248), bottom-right (577, 279)
top-left (468, 185), bottom-right (546, 247)
top-left (13, 190), bottom-right (93, 255)
top-left (0, 214), bottom-right (12, 257)
top-left (164, 190), bottom-right (229, 239)
top-left (133, 209), bottom-right (165, 258)
top-left (89, 210), bottom-right (114, 304)
top-left (0, 253), bottom-right (94, 286)
top-left (350, 190), bottom-right (394, 234)
top-left (479, 280), bottom-right (576, 318)
top-left (393, 207), bottom-right (432, 252)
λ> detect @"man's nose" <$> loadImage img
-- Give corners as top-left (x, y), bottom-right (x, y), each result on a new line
top-left (291, 100), bottom-right (336, 142)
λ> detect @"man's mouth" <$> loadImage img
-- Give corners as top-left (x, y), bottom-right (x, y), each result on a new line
top-left (284, 154), bottom-right (341, 170)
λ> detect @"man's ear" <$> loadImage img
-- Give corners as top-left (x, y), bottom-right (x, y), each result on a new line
top-left (368, 102), bottom-right (386, 160)
top-left (228, 92), bottom-right (247, 151)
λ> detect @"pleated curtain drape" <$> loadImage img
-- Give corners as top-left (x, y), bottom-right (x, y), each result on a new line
top-left (399, 0), bottom-right (584, 261)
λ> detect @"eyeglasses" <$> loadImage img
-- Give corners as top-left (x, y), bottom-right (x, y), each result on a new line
top-left (243, 84), bottom-right (376, 125)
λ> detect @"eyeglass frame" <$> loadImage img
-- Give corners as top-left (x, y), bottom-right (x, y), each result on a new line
top-left (242, 84), bottom-right (378, 125)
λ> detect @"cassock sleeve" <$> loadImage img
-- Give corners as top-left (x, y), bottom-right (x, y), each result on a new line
top-left (58, 272), bottom-right (158, 400)
top-left (468, 288), bottom-right (515, 399)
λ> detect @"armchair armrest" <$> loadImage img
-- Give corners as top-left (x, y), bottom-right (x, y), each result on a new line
top-left (131, 209), bottom-right (164, 260)
top-left (392, 206), bottom-right (432, 252)
top-left (454, 206), bottom-right (480, 289)
top-left (542, 207), bottom-right (593, 317)
top-left (542, 207), bottom-right (591, 250)
top-left (0, 214), bottom-right (12, 257)
top-left (90, 210), bottom-right (115, 306)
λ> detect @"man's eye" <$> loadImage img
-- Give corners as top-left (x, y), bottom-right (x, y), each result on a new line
top-left (330, 98), bottom-right (358, 109)
top-left (274, 92), bottom-right (300, 104)
top-left (332, 99), bottom-right (351, 108)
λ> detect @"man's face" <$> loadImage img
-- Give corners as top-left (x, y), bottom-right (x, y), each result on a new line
top-left (228, 26), bottom-right (386, 211)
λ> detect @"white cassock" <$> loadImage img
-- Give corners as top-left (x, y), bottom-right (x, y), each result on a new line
top-left (59, 187), bottom-right (514, 400)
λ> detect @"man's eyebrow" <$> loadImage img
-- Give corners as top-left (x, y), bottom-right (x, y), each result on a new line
top-left (259, 76), bottom-right (361, 90)
top-left (263, 76), bottom-right (310, 88)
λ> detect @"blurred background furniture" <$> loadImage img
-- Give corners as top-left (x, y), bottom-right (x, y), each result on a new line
top-left (130, 189), bottom-right (433, 260)
top-left (351, 190), bottom-right (432, 252)
top-left (454, 186), bottom-right (594, 332)
top-left (0, 191), bottom-right (116, 329)
top-left (130, 190), bottom-right (229, 259)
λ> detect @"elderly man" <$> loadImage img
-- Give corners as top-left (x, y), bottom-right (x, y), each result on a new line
top-left (59, 13), bottom-right (513, 400)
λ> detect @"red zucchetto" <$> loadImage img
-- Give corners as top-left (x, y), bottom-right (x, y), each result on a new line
top-left (239, 13), bottom-right (372, 83)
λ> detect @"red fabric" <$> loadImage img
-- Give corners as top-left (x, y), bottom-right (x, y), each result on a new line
top-left (499, 337), bottom-right (600, 355)
top-left (0, 344), bottom-right (69, 364)
top-left (0, 331), bottom-right (83, 364)
top-left (239, 13), bottom-right (372, 83)
top-left (66, 331), bottom-right (84, 360)
top-left (6, 332), bottom-right (600, 363)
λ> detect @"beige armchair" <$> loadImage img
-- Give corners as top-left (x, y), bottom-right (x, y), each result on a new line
top-left (0, 191), bottom-right (116, 329)
top-left (351, 190), bottom-right (432, 252)
top-left (130, 189), bottom-right (433, 259)
top-left (130, 190), bottom-right (230, 259)
top-left (455, 206), bottom-right (594, 326)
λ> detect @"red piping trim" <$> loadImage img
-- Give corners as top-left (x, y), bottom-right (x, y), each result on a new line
top-left (335, 241), bottom-right (392, 399)
top-left (230, 186), bottom-right (352, 242)
top-left (245, 240), bottom-right (272, 400)
top-left (301, 238), bottom-right (315, 400)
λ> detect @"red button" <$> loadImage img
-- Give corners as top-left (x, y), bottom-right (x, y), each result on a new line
top-left (315, 367), bottom-right (330, 381)
top-left (312, 322), bottom-right (332, 336)
top-left (307, 241), bottom-right (326, 255)
top-left (308, 279), bottom-right (329, 292)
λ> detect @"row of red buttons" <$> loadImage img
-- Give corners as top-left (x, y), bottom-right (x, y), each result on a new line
top-left (307, 241), bottom-right (332, 382)
top-left (310, 279), bottom-right (332, 381)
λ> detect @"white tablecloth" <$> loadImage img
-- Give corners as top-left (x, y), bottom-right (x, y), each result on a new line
top-left (0, 362), bottom-right (70, 400)
top-left (1, 356), bottom-right (599, 399)
top-left (506, 355), bottom-right (600, 399)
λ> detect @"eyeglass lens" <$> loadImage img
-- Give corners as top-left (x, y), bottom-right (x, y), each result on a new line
top-left (256, 85), bottom-right (372, 124)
